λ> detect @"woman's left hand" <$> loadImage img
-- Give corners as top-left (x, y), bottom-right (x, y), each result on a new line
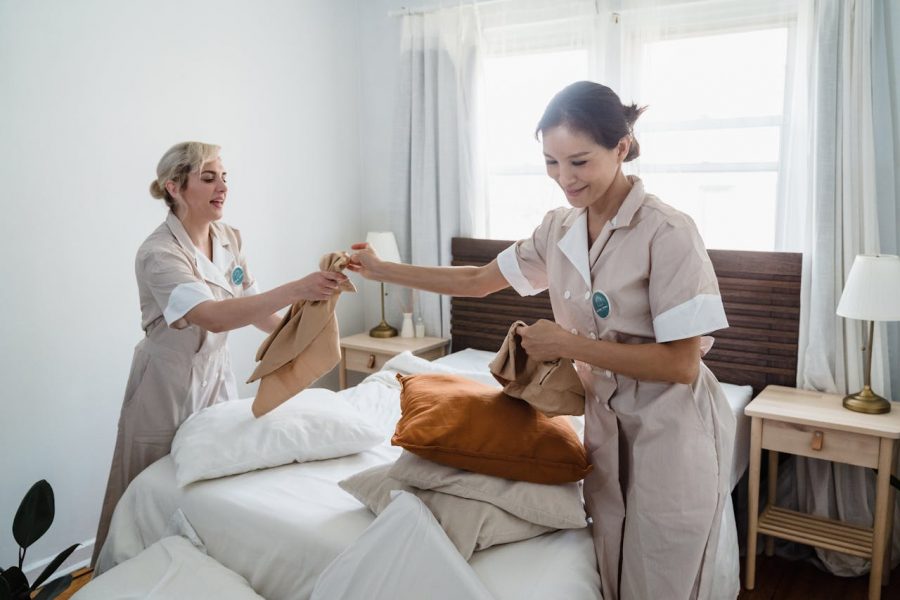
top-left (518, 319), bottom-right (570, 362)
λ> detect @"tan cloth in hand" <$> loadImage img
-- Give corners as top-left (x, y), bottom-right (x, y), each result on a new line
top-left (247, 252), bottom-right (356, 417)
top-left (488, 320), bottom-right (585, 417)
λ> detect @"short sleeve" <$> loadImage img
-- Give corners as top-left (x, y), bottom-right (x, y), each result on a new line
top-left (139, 250), bottom-right (214, 328)
top-left (496, 210), bottom-right (554, 296)
top-left (649, 219), bottom-right (728, 342)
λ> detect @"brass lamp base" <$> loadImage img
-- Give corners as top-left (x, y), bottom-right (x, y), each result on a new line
top-left (369, 321), bottom-right (398, 338)
top-left (843, 385), bottom-right (891, 414)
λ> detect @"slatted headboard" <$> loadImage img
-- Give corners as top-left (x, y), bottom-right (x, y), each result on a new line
top-left (450, 237), bottom-right (802, 396)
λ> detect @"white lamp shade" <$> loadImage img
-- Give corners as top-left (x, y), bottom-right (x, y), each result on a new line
top-left (365, 231), bottom-right (401, 264)
top-left (836, 254), bottom-right (900, 321)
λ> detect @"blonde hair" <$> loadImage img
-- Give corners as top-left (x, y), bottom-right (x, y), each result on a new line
top-left (149, 141), bottom-right (221, 211)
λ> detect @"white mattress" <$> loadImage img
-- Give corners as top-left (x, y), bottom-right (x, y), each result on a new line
top-left (99, 352), bottom-right (602, 600)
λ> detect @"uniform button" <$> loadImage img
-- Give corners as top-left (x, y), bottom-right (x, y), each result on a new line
top-left (201, 380), bottom-right (208, 387)
top-left (570, 328), bottom-right (577, 335)
top-left (589, 332), bottom-right (597, 340)
top-left (605, 370), bottom-right (612, 378)
top-left (584, 291), bottom-right (590, 300)
top-left (564, 290), bottom-right (571, 299)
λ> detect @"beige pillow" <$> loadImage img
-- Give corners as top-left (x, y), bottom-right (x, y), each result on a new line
top-left (339, 464), bottom-right (551, 559)
top-left (387, 451), bottom-right (586, 530)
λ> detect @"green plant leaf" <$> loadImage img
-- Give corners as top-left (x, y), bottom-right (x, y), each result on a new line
top-left (12, 480), bottom-right (54, 551)
top-left (32, 574), bottom-right (71, 600)
top-left (30, 544), bottom-right (79, 591)
top-left (0, 575), bottom-right (12, 600)
top-left (0, 568), bottom-right (27, 597)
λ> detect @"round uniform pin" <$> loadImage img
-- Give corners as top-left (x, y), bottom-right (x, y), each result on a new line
top-left (592, 291), bottom-right (611, 319)
top-left (231, 265), bottom-right (245, 286)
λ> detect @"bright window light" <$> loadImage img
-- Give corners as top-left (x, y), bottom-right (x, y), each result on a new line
top-left (480, 24), bottom-right (791, 251)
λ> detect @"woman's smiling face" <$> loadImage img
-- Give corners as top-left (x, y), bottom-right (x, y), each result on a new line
top-left (542, 124), bottom-right (628, 210)
top-left (171, 157), bottom-right (228, 222)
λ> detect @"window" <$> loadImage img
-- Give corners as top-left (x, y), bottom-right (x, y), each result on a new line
top-left (632, 27), bottom-right (791, 251)
top-left (478, 8), bottom-right (794, 251)
top-left (482, 50), bottom-right (589, 241)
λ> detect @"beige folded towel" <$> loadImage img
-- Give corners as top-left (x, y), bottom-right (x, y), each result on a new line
top-left (247, 252), bottom-right (356, 417)
top-left (489, 320), bottom-right (585, 417)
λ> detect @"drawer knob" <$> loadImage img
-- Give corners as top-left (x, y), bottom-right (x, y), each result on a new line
top-left (811, 430), bottom-right (824, 451)
top-left (367, 354), bottom-right (376, 369)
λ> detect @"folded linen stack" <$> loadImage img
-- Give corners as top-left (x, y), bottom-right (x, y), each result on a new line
top-left (339, 373), bottom-right (591, 559)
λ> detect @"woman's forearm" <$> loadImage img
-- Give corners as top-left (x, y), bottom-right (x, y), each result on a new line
top-left (563, 334), bottom-right (701, 385)
top-left (373, 260), bottom-right (508, 298)
top-left (185, 282), bottom-right (299, 333)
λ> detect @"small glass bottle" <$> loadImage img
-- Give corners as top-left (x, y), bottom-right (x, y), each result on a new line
top-left (414, 316), bottom-right (426, 338)
top-left (400, 312), bottom-right (414, 338)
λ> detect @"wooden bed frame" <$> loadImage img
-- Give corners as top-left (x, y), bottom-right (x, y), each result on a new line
top-left (450, 237), bottom-right (802, 396)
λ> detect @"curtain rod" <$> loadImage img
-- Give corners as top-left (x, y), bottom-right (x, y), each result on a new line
top-left (388, 0), bottom-right (601, 18)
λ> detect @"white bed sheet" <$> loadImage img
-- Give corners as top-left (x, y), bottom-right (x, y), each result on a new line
top-left (99, 352), bottom-right (602, 600)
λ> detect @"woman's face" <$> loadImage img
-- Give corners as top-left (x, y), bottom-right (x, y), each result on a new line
top-left (542, 124), bottom-right (627, 210)
top-left (171, 157), bottom-right (228, 222)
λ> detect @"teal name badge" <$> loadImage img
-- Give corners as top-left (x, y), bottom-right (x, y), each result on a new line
top-left (231, 266), bottom-right (245, 286)
top-left (592, 291), bottom-right (610, 318)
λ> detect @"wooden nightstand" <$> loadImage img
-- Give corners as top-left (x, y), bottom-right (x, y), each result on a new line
top-left (338, 333), bottom-right (450, 390)
top-left (745, 385), bottom-right (900, 600)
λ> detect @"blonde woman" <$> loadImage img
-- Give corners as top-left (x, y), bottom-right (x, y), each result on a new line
top-left (92, 142), bottom-right (347, 566)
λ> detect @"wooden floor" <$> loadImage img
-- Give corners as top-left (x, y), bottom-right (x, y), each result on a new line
top-left (738, 554), bottom-right (900, 600)
top-left (46, 568), bottom-right (92, 600)
top-left (45, 556), bottom-right (900, 599)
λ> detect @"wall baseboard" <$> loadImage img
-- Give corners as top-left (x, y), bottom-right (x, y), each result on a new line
top-left (24, 538), bottom-right (93, 583)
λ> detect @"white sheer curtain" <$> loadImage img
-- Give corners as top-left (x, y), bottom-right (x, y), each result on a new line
top-left (775, 0), bottom-right (900, 576)
top-left (392, 5), bottom-right (485, 338)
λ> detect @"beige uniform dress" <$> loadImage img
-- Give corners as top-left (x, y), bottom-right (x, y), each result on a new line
top-left (497, 176), bottom-right (735, 600)
top-left (92, 211), bottom-right (258, 566)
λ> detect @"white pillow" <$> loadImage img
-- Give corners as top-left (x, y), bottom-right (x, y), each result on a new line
top-left (171, 389), bottom-right (383, 486)
top-left (388, 451), bottom-right (586, 530)
top-left (73, 536), bottom-right (263, 600)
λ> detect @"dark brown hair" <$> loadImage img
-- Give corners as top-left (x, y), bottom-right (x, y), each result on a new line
top-left (535, 81), bottom-right (646, 162)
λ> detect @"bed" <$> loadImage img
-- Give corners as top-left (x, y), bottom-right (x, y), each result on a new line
top-left (96, 237), bottom-right (801, 600)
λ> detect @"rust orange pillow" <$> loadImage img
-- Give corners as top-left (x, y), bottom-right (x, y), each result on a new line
top-left (391, 373), bottom-right (591, 484)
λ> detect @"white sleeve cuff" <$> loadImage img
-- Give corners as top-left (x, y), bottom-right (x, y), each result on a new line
top-left (653, 294), bottom-right (729, 343)
top-left (497, 244), bottom-right (546, 297)
top-left (164, 281), bottom-right (215, 325)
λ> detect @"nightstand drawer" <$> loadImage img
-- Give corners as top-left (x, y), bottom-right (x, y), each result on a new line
top-left (761, 419), bottom-right (881, 468)
top-left (344, 348), bottom-right (391, 374)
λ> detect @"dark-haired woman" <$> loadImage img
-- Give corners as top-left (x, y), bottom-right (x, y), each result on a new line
top-left (349, 81), bottom-right (734, 600)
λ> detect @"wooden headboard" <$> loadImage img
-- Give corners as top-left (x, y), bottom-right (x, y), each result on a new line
top-left (450, 237), bottom-right (802, 396)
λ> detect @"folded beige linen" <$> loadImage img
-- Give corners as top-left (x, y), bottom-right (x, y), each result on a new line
top-left (247, 252), bottom-right (356, 417)
top-left (488, 320), bottom-right (585, 417)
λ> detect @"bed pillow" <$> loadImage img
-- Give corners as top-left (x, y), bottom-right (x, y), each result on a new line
top-left (72, 536), bottom-right (263, 599)
top-left (387, 451), bottom-right (586, 530)
top-left (392, 374), bottom-right (591, 484)
top-left (339, 464), bottom-right (552, 559)
top-left (171, 390), bottom-right (383, 486)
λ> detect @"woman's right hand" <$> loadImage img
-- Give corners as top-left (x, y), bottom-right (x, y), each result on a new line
top-left (347, 242), bottom-right (385, 280)
top-left (295, 270), bottom-right (348, 301)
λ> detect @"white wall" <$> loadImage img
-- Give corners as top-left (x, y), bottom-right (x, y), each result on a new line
top-left (0, 0), bottom-right (364, 577)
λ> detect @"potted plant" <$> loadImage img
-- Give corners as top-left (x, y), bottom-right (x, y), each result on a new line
top-left (1, 480), bottom-right (79, 600)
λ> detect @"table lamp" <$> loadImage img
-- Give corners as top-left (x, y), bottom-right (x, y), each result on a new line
top-left (366, 231), bottom-right (401, 338)
top-left (836, 254), bottom-right (900, 414)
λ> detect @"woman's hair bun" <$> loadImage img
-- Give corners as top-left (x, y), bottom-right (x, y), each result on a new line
top-left (149, 179), bottom-right (165, 199)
